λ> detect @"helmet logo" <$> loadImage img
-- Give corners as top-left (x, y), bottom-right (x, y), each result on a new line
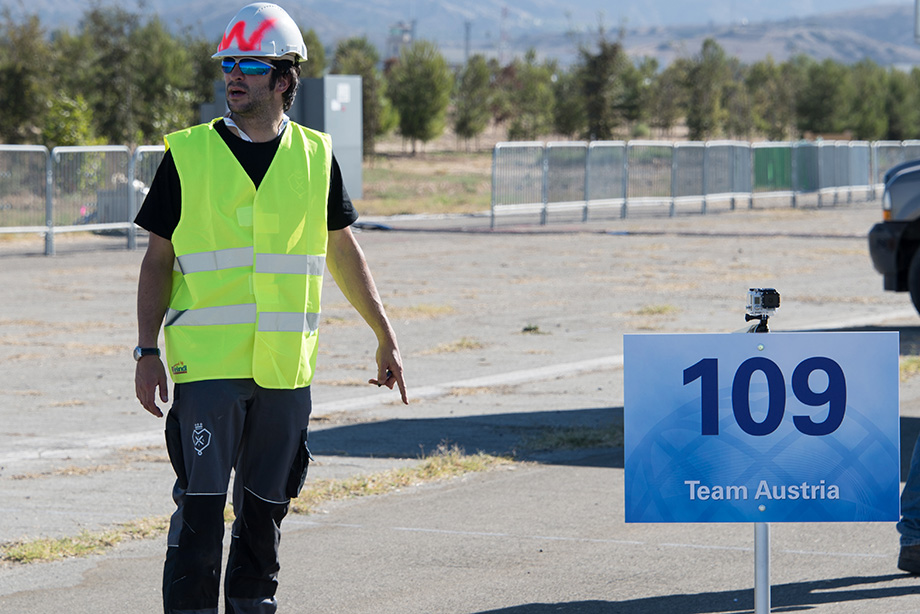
top-left (218, 17), bottom-right (277, 53)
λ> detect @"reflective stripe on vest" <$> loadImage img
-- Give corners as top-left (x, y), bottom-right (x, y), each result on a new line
top-left (166, 305), bottom-right (320, 334)
top-left (176, 247), bottom-right (253, 274)
top-left (259, 312), bottom-right (321, 333)
top-left (256, 253), bottom-right (326, 276)
top-left (176, 248), bottom-right (325, 276)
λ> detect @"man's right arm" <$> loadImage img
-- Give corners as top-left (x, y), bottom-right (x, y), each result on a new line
top-left (135, 232), bottom-right (175, 418)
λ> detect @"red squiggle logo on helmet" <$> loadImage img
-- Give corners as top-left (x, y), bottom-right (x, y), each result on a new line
top-left (218, 18), bottom-right (277, 53)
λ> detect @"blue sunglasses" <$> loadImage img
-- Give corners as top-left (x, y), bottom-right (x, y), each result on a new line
top-left (221, 58), bottom-right (274, 76)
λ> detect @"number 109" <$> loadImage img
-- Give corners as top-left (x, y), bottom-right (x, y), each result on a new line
top-left (683, 356), bottom-right (846, 436)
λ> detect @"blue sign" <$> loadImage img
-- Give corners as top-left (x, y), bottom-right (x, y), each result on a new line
top-left (624, 332), bottom-right (900, 523)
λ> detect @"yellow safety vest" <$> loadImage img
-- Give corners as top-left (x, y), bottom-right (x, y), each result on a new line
top-left (163, 118), bottom-right (331, 389)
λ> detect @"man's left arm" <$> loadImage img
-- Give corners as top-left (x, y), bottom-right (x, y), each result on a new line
top-left (326, 226), bottom-right (408, 404)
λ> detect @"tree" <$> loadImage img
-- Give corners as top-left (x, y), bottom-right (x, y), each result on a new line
top-left (746, 57), bottom-right (796, 141)
top-left (130, 17), bottom-right (198, 140)
top-left (648, 59), bottom-right (690, 137)
top-left (386, 40), bottom-right (453, 154)
top-left (552, 67), bottom-right (586, 139)
top-left (300, 28), bottom-right (325, 79)
top-left (0, 11), bottom-right (53, 143)
top-left (685, 39), bottom-right (732, 140)
top-left (63, 7), bottom-right (142, 144)
top-left (42, 94), bottom-right (98, 148)
top-left (505, 50), bottom-right (556, 141)
top-left (722, 59), bottom-right (754, 139)
top-left (888, 68), bottom-right (920, 141)
top-left (796, 58), bottom-right (854, 137)
top-left (452, 54), bottom-right (492, 147)
top-left (331, 36), bottom-right (395, 156)
top-left (576, 25), bottom-right (629, 140)
top-left (50, 8), bottom-right (215, 145)
top-left (487, 58), bottom-right (515, 127)
top-left (848, 59), bottom-right (888, 141)
top-left (619, 56), bottom-right (658, 135)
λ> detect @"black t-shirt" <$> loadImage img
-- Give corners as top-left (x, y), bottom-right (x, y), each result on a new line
top-left (135, 119), bottom-right (358, 239)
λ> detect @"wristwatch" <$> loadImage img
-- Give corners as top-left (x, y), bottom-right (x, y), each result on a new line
top-left (133, 346), bottom-right (160, 361)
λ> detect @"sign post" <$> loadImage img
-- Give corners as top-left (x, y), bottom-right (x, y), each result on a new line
top-left (755, 522), bottom-right (769, 613)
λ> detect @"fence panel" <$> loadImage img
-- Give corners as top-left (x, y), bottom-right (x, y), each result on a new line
top-left (585, 141), bottom-right (626, 219)
top-left (793, 143), bottom-right (820, 194)
top-left (491, 142), bottom-right (544, 226)
top-left (673, 143), bottom-right (704, 200)
top-left (51, 146), bottom-right (132, 228)
top-left (706, 142), bottom-right (735, 196)
top-left (753, 143), bottom-right (793, 193)
top-left (544, 142), bottom-right (587, 222)
top-left (848, 142), bottom-right (871, 186)
top-left (0, 145), bottom-right (50, 233)
top-left (875, 140), bottom-right (920, 184)
top-left (625, 141), bottom-right (673, 217)
top-left (731, 143), bottom-right (753, 195)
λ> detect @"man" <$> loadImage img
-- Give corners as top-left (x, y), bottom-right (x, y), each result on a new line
top-left (899, 443), bottom-right (920, 573)
top-left (133, 3), bottom-right (407, 612)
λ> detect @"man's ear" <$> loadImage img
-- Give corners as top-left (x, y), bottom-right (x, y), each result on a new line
top-left (275, 73), bottom-right (291, 92)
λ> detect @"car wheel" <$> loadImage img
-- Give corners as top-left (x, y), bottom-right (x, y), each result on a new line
top-left (908, 247), bottom-right (920, 316)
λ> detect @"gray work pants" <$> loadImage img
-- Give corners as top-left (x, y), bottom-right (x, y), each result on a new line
top-left (162, 380), bottom-right (312, 614)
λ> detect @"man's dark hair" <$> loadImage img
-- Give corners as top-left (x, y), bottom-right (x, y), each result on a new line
top-left (271, 60), bottom-right (301, 112)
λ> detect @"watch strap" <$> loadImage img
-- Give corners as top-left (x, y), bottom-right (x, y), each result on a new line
top-left (134, 346), bottom-right (160, 361)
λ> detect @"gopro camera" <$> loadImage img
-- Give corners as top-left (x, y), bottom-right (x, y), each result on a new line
top-left (746, 288), bottom-right (780, 317)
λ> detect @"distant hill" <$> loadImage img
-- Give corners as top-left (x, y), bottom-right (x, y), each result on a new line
top-left (621, 4), bottom-right (920, 68)
top-left (3, 0), bottom-right (919, 67)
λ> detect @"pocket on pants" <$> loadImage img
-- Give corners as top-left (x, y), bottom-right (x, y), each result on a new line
top-left (165, 411), bottom-right (189, 491)
top-left (286, 428), bottom-right (312, 499)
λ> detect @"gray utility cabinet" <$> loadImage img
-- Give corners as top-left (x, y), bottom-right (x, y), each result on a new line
top-left (201, 74), bottom-right (364, 199)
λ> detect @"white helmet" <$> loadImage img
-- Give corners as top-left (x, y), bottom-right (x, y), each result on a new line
top-left (212, 3), bottom-right (307, 63)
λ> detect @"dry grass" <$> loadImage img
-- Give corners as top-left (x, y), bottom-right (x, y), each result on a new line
top-left (901, 356), bottom-right (920, 382)
top-left (1, 517), bottom-right (169, 564)
top-left (290, 444), bottom-right (513, 515)
top-left (631, 304), bottom-right (680, 317)
top-left (358, 152), bottom-right (492, 216)
top-left (423, 337), bottom-right (487, 354)
top-left (0, 445), bottom-right (513, 565)
top-left (386, 303), bottom-right (456, 321)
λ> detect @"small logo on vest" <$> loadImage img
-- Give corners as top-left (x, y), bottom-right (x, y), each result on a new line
top-left (171, 362), bottom-right (188, 375)
top-left (289, 173), bottom-right (309, 197)
top-left (193, 423), bottom-right (211, 456)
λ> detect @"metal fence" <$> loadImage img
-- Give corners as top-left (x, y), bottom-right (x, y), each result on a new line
top-left (490, 139), bottom-right (915, 227)
top-left (0, 145), bottom-right (165, 255)
top-left (6, 140), bottom-right (920, 252)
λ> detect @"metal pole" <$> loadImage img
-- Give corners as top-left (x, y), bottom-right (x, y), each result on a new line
top-left (490, 145), bottom-right (497, 229)
top-left (702, 143), bottom-right (709, 215)
top-left (44, 149), bottom-right (54, 256)
top-left (583, 143), bottom-right (591, 223)
top-left (540, 145), bottom-right (548, 226)
top-left (755, 521), bottom-right (770, 613)
top-left (621, 143), bottom-right (629, 219)
top-left (669, 143), bottom-right (677, 217)
top-left (127, 149), bottom-right (137, 250)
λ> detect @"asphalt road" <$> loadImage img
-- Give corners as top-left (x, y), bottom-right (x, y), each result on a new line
top-left (2, 200), bottom-right (920, 613)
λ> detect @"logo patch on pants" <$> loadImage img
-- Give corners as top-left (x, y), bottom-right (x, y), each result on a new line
top-left (193, 423), bottom-right (211, 456)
